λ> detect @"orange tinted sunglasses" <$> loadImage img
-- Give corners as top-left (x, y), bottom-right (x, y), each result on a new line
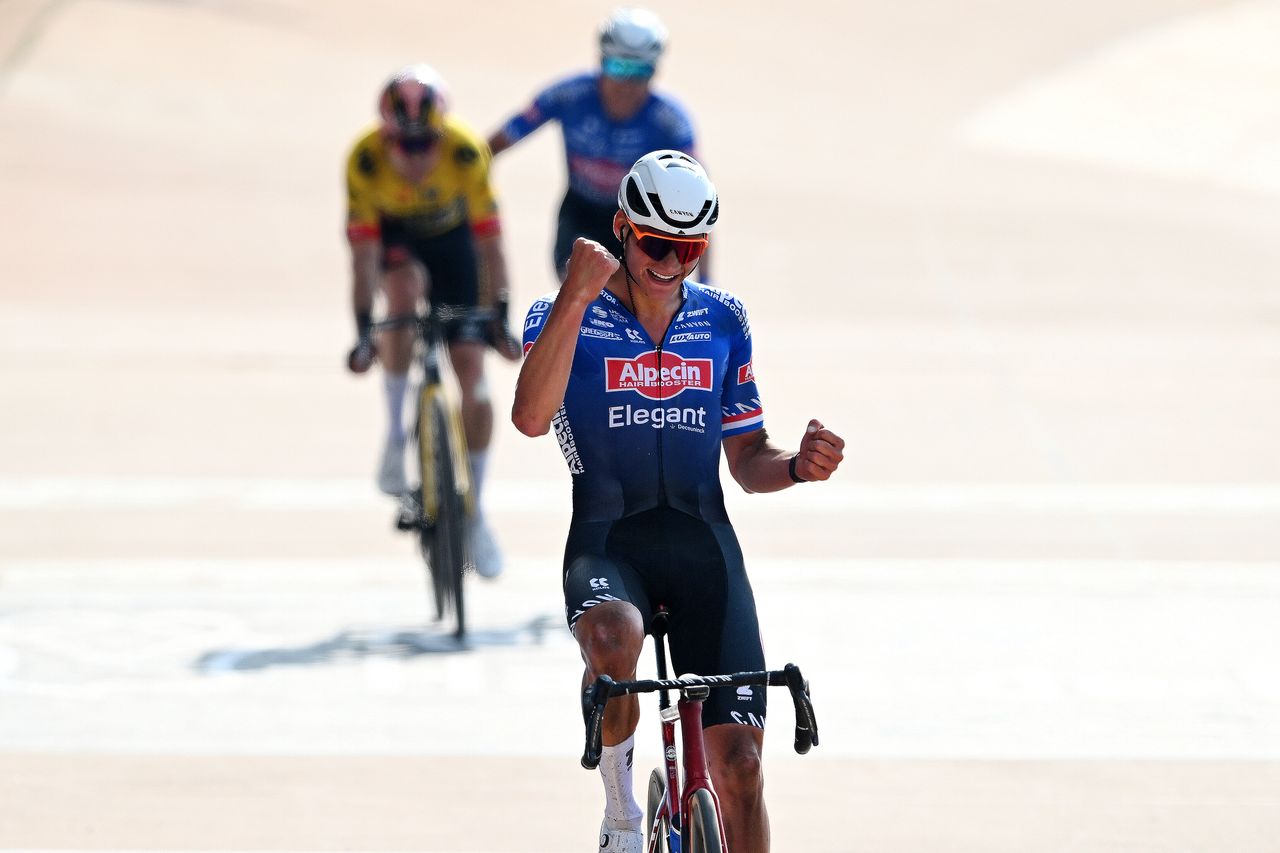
top-left (627, 220), bottom-right (710, 264)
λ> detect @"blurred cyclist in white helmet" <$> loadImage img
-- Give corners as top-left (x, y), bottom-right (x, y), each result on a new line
top-left (487, 8), bottom-right (711, 282)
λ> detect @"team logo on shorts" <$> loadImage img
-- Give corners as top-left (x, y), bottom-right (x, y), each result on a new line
top-left (605, 350), bottom-right (713, 401)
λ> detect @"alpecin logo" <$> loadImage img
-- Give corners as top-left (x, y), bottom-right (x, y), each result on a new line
top-left (605, 350), bottom-right (713, 401)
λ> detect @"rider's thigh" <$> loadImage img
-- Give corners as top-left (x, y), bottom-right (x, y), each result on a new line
top-left (575, 597), bottom-right (645, 642)
top-left (447, 339), bottom-right (486, 391)
top-left (382, 261), bottom-right (427, 313)
top-left (563, 550), bottom-right (652, 634)
top-left (574, 599), bottom-right (645, 672)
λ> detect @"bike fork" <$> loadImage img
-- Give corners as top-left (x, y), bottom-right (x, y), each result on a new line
top-left (657, 710), bottom-right (681, 852)
top-left (677, 691), bottom-right (728, 853)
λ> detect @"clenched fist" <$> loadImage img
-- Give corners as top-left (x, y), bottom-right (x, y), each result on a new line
top-left (563, 237), bottom-right (620, 306)
top-left (792, 419), bottom-right (845, 482)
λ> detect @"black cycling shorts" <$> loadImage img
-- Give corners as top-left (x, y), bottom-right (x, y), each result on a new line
top-left (379, 219), bottom-right (485, 344)
top-left (562, 507), bottom-right (768, 730)
top-left (553, 191), bottom-right (623, 278)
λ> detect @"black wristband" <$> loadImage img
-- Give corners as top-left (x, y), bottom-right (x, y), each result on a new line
top-left (355, 310), bottom-right (373, 337)
top-left (788, 453), bottom-right (808, 484)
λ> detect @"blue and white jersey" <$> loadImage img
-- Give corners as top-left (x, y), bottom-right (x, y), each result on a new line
top-left (522, 281), bottom-right (763, 524)
top-left (497, 72), bottom-right (696, 206)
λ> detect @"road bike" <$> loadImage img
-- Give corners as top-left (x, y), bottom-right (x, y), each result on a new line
top-left (374, 307), bottom-right (474, 640)
top-left (581, 609), bottom-right (819, 853)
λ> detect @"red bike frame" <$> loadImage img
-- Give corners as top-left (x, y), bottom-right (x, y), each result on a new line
top-left (649, 612), bottom-right (729, 851)
top-left (581, 610), bottom-right (818, 853)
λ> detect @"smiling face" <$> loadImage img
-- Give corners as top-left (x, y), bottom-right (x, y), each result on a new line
top-left (613, 211), bottom-right (708, 304)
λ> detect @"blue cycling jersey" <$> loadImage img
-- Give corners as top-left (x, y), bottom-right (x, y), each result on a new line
top-left (522, 281), bottom-right (764, 524)
top-left (498, 72), bottom-right (697, 206)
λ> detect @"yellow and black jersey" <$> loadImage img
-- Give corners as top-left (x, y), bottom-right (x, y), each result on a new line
top-left (345, 115), bottom-right (500, 243)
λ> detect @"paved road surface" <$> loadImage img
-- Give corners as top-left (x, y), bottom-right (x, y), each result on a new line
top-left (2, 0), bottom-right (1279, 850)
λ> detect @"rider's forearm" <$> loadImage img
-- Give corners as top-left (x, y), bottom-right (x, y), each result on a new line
top-left (474, 233), bottom-right (509, 307)
top-left (487, 130), bottom-right (514, 157)
top-left (511, 296), bottom-right (593, 436)
top-left (736, 449), bottom-right (796, 493)
top-left (727, 431), bottom-right (796, 494)
top-left (350, 240), bottom-right (380, 333)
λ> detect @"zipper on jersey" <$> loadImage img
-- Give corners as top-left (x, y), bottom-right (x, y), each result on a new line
top-left (653, 294), bottom-right (687, 508)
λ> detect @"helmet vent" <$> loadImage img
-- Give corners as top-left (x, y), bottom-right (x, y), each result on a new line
top-left (624, 177), bottom-right (652, 218)
top-left (617, 149), bottom-right (717, 238)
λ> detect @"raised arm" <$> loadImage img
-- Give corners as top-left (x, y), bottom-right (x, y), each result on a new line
top-left (511, 239), bottom-right (619, 436)
top-left (487, 78), bottom-right (568, 160)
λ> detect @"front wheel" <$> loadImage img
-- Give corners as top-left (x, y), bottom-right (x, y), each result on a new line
top-left (646, 768), bottom-right (670, 852)
top-left (417, 388), bottom-right (468, 638)
top-left (686, 788), bottom-right (725, 853)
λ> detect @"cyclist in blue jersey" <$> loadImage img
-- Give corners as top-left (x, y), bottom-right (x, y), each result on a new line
top-left (487, 8), bottom-right (710, 281)
top-left (512, 151), bottom-right (844, 853)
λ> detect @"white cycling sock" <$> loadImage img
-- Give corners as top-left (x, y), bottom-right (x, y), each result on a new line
top-left (384, 373), bottom-right (408, 442)
top-left (469, 449), bottom-right (488, 505)
top-left (600, 735), bottom-right (643, 832)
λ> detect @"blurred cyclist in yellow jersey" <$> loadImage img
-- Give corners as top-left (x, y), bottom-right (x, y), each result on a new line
top-left (344, 64), bottom-right (520, 578)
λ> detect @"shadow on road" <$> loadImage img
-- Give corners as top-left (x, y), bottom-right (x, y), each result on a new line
top-left (192, 614), bottom-right (562, 673)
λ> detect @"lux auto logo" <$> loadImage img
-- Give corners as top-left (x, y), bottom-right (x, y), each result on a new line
top-left (604, 350), bottom-right (713, 401)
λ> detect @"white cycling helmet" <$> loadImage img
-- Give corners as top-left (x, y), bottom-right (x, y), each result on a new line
top-left (599, 7), bottom-right (668, 64)
top-left (618, 150), bottom-right (719, 237)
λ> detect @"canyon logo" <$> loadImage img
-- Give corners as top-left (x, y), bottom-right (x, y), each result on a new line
top-left (605, 350), bottom-right (713, 401)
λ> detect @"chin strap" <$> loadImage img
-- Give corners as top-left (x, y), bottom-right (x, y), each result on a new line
top-left (618, 230), bottom-right (638, 315)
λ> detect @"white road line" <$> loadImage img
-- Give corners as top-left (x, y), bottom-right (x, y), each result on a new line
top-left (2, 555), bottom-right (1279, 585)
top-left (3, 476), bottom-right (1280, 514)
top-left (2, 555), bottom-right (1278, 759)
